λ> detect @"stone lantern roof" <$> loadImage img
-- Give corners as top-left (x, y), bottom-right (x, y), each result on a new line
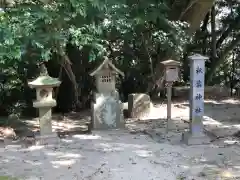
top-left (28, 64), bottom-right (61, 88)
top-left (90, 56), bottom-right (124, 77)
top-left (161, 59), bottom-right (181, 66)
top-left (188, 54), bottom-right (208, 61)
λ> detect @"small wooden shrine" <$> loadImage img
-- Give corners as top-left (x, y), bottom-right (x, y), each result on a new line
top-left (90, 57), bottom-right (125, 129)
top-left (90, 56), bottom-right (124, 93)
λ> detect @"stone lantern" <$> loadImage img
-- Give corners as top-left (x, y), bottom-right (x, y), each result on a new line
top-left (161, 59), bottom-right (180, 131)
top-left (161, 59), bottom-right (180, 82)
top-left (90, 57), bottom-right (125, 129)
top-left (28, 64), bottom-right (61, 145)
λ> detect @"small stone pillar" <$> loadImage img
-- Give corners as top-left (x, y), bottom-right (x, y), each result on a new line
top-left (28, 64), bottom-right (61, 145)
top-left (90, 57), bottom-right (125, 129)
top-left (182, 54), bottom-right (210, 145)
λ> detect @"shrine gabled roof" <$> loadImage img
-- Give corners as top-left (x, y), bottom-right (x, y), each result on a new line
top-left (90, 57), bottom-right (124, 77)
top-left (160, 59), bottom-right (181, 66)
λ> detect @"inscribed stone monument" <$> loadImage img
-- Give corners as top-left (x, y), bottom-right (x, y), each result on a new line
top-left (90, 57), bottom-right (125, 129)
top-left (182, 54), bottom-right (210, 145)
top-left (28, 64), bottom-right (61, 145)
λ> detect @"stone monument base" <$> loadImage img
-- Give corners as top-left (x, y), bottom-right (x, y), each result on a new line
top-left (91, 92), bottom-right (124, 130)
top-left (35, 133), bottom-right (59, 146)
top-left (182, 131), bottom-right (211, 145)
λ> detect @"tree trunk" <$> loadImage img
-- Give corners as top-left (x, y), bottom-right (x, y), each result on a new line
top-left (61, 54), bottom-right (79, 109)
top-left (180, 0), bottom-right (215, 33)
top-left (210, 4), bottom-right (217, 63)
top-left (202, 12), bottom-right (210, 54)
top-left (206, 34), bottom-right (240, 83)
top-left (216, 15), bottom-right (240, 50)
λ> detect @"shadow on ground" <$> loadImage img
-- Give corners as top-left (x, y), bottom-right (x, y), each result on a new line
top-left (176, 99), bottom-right (240, 138)
top-left (1, 130), bottom-right (240, 179)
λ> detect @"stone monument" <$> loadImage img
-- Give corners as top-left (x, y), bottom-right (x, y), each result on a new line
top-left (90, 57), bottom-right (125, 129)
top-left (28, 64), bottom-right (61, 145)
top-left (128, 93), bottom-right (151, 119)
top-left (182, 54), bottom-right (210, 145)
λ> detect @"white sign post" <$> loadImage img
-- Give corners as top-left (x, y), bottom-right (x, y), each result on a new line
top-left (182, 54), bottom-right (210, 145)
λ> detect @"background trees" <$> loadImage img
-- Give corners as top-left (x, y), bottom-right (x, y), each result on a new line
top-left (0, 0), bottom-right (239, 117)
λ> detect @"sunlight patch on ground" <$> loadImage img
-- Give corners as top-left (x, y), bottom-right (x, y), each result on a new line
top-left (27, 145), bottom-right (44, 151)
top-left (134, 150), bottom-right (153, 157)
top-left (112, 143), bottom-right (146, 149)
top-left (61, 139), bottom-right (73, 143)
top-left (203, 116), bottom-right (222, 126)
top-left (45, 151), bottom-right (81, 159)
top-left (205, 98), bottom-right (240, 104)
top-left (51, 159), bottom-right (76, 168)
top-left (223, 139), bottom-right (239, 145)
top-left (72, 134), bottom-right (101, 140)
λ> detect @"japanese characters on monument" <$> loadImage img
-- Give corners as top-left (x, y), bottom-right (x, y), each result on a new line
top-left (182, 54), bottom-right (210, 145)
top-left (192, 61), bottom-right (205, 117)
top-left (189, 54), bottom-right (208, 135)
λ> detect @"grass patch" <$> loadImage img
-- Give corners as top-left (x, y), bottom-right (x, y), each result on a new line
top-left (0, 176), bottom-right (18, 180)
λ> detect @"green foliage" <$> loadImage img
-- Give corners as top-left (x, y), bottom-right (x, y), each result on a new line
top-left (1, 0), bottom-right (189, 65)
top-left (0, 0), bottom-right (110, 114)
top-left (0, 176), bottom-right (18, 180)
top-left (1, 0), bottom-right (240, 117)
top-left (0, 0), bottom-right (191, 115)
top-left (0, 0), bottom-right (106, 62)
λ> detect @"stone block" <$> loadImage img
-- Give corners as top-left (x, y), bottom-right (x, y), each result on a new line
top-left (128, 93), bottom-right (151, 118)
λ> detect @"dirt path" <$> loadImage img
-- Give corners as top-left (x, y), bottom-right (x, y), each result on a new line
top-left (1, 99), bottom-right (240, 179)
top-left (1, 130), bottom-right (240, 180)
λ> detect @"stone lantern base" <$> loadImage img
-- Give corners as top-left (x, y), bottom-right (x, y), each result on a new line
top-left (34, 100), bottom-right (59, 146)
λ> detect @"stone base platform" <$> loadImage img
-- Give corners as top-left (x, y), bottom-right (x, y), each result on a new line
top-left (182, 131), bottom-right (211, 145)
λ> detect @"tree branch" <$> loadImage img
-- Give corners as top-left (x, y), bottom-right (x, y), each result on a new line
top-left (216, 15), bottom-right (240, 50)
top-left (201, 11), bottom-right (210, 32)
top-left (206, 33), bottom-right (240, 83)
top-left (179, 0), bottom-right (199, 20)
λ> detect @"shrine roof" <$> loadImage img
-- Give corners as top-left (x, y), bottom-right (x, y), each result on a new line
top-left (161, 59), bottom-right (181, 66)
top-left (90, 57), bottom-right (124, 77)
top-left (188, 54), bottom-right (209, 60)
top-left (28, 75), bottom-right (61, 88)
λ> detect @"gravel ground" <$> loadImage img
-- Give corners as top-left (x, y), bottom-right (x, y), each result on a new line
top-left (1, 99), bottom-right (240, 180)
